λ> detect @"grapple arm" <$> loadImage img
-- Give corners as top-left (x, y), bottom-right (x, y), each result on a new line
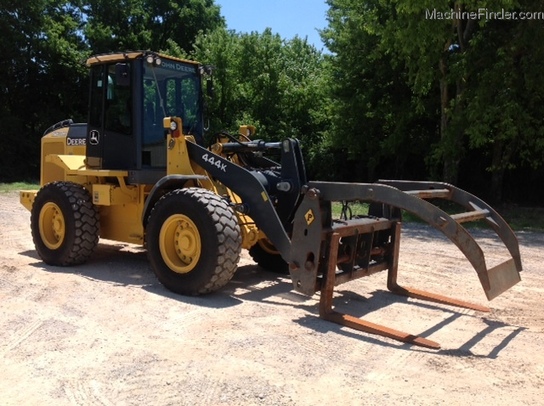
top-left (290, 180), bottom-right (521, 300)
top-left (377, 179), bottom-right (522, 285)
top-left (288, 180), bottom-right (522, 348)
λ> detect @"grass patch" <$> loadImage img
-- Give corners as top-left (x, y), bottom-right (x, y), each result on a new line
top-left (0, 182), bottom-right (40, 192)
top-left (496, 205), bottom-right (544, 232)
top-left (331, 201), bottom-right (369, 218)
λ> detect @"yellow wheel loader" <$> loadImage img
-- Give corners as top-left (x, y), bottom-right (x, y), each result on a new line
top-left (20, 51), bottom-right (522, 349)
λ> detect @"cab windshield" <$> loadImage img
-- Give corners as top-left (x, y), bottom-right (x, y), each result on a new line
top-left (143, 59), bottom-right (203, 145)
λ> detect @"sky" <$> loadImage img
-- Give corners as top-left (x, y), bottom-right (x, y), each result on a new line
top-left (214, 0), bottom-right (330, 51)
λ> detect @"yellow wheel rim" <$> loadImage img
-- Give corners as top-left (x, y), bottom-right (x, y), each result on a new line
top-left (159, 214), bottom-right (202, 274)
top-left (39, 202), bottom-right (66, 250)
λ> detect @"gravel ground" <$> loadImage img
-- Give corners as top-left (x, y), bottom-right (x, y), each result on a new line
top-left (1, 191), bottom-right (543, 405)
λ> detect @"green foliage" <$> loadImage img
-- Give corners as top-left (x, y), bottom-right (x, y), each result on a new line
top-left (81, 0), bottom-right (224, 53)
top-left (320, 0), bottom-right (437, 181)
top-left (2, 0), bottom-right (544, 205)
top-left (0, 0), bottom-right (224, 182)
top-left (320, 0), bottom-right (544, 203)
top-left (0, 0), bottom-right (89, 181)
top-left (465, 14), bottom-right (544, 155)
top-left (189, 28), bottom-right (326, 151)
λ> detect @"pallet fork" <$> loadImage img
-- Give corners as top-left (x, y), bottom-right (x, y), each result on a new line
top-left (288, 180), bottom-right (522, 349)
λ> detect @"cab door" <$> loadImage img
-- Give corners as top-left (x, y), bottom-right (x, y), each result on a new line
top-left (86, 63), bottom-right (137, 170)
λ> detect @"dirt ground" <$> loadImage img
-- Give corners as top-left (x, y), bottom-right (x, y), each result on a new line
top-left (0, 191), bottom-right (543, 405)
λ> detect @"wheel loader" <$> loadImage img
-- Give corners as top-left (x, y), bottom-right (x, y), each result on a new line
top-left (20, 51), bottom-right (522, 349)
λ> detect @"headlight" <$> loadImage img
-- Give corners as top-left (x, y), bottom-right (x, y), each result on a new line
top-left (146, 54), bottom-right (161, 66)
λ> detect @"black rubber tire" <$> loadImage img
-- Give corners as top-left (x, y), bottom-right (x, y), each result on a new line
top-left (249, 240), bottom-right (289, 274)
top-left (146, 188), bottom-right (242, 295)
top-left (31, 181), bottom-right (99, 266)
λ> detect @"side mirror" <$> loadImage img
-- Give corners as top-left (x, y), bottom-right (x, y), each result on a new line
top-left (115, 63), bottom-right (131, 87)
top-left (206, 78), bottom-right (214, 98)
top-left (200, 65), bottom-right (215, 98)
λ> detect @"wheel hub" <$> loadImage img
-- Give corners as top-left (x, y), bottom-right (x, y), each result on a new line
top-left (39, 202), bottom-right (66, 250)
top-left (160, 214), bottom-right (202, 274)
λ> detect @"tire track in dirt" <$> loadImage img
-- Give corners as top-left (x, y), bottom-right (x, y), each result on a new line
top-left (2, 319), bottom-right (44, 356)
top-left (72, 357), bottom-right (228, 406)
top-left (62, 379), bottom-right (116, 406)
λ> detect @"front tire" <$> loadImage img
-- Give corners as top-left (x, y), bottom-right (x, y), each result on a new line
top-left (31, 181), bottom-right (99, 266)
top-left (146, 188), bottom-right (242, 295)
top-left (249, 239), bottom-right (289, 274)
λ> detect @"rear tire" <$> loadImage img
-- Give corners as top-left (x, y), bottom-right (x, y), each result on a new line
top-left (146, 188), bottom-right (242, 295)
top-left (31, 181), bottom-right (99, 266)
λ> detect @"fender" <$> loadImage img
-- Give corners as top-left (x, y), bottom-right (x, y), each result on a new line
top-left (142, 174), bottom-right (209, 227)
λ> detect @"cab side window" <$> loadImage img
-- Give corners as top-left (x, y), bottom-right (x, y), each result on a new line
top-left (89, 66), bottom-right (104, 128)
top-left (104, 64), bottom-right (132, 136)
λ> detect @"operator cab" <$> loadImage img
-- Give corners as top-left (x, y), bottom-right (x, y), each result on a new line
top-left (85, 51), bottom-right (206, 183)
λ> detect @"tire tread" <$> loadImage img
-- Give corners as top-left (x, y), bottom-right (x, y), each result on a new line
top-left (31, 181), bottom-right (99, 266)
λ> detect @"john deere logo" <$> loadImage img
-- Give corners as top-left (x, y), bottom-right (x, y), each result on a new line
top-left (89, 130), bottom-right (100, 145)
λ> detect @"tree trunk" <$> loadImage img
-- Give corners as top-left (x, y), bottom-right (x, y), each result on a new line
top-left (439, 57), bottom-right (459, 184)
top-left (490, 168), bottom-right (504, 204)
top-left (439, 8), bottom-right (475, 185)
top-left (489, 139), bottom-right (513, 204)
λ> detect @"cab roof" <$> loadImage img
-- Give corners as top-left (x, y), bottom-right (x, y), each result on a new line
top-left (85, 51), bottom-right (200, 67)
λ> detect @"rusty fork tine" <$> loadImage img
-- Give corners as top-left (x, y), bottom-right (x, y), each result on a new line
top-left (322, 310), bottom-right (441, 350)
top-left (387, 284), bottom-right (490, 313)
top-left (319, 232), bottom-right (441, 350)
top-left (387, 222), bottom-right (490, 313)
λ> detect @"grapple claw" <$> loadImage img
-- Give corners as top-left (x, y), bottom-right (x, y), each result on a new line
top-left (289, 180), bottom-right (522, 348)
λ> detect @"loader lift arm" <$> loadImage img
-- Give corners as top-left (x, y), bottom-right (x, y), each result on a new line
top-left (186, 139), bottom-right (302, 257)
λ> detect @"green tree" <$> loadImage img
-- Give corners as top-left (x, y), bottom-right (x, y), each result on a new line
top-left (0, 0), bottom-right (42, 180)
top-left (377, 0), bottom-right (544, 199)
top-left (320, 0), bottom-right (436, 181)
top-left (189, 28), bottom-right (326, 154)
top-left (463, 11), bottom-right (544, 202)
top-left (0, 0), bottom-right (88, 181)
top-left (321, 0), bottom-right (544, 202)
top-left (0, 0), bottom-right (225, 181)
top-left (81, 0), bottom-right (224, 53)
top-left (377, 0), bottom-right (521, 185)
top-left (190, 28), bottom-right (243, 138)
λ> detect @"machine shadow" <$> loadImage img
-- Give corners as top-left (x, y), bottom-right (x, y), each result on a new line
top-left (20, 242), bottom-right (290, 310)
top-left (225, 270), bottom-right (526, 357)
top-left (20, 243), bottom-right (524, 355)
top-left (292, 288), bottom-right (526, 357)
